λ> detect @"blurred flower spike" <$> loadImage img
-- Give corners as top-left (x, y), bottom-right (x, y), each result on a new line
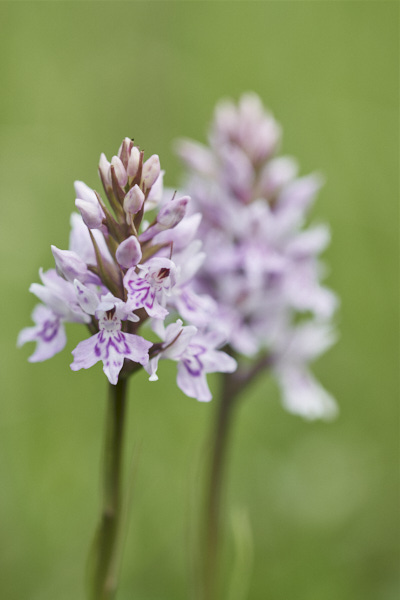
top-left (176, 93), bottom-right (339, 419)
top-left (18, 138), bottom-right (236, 399)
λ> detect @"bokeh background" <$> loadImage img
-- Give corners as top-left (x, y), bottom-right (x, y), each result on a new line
top-left (1, 2), bottom-right (398, 599)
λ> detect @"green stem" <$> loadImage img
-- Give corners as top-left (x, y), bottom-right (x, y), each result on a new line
top-left (202, 353), bottom-right (273, 600)
top-left (203, 372), bottom-right (240, 600)
top-left (90, 378), bottom-right (128, 600)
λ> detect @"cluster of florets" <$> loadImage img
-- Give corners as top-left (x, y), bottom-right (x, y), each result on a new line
top-left (18, 138), bottom-right (236, 400)
top-left (176, 94), bottom-right (339, 418)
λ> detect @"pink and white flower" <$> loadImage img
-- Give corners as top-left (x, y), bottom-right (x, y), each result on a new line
top-left (124, 257), bottom-right (177, 319)
top-left (17, 268), bottom-right (90, 361)
top-left (71, 284), bottom-right (151, 385)
top-left (177, 93), bottom-right (338, 418)
top-left (17, 304), bottom-right (67, 363)
top-left (146, 320), bottom-right (237, 402)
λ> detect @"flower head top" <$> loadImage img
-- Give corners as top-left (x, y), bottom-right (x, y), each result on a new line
top-left (18, 138), bottom-right (236, 399)
top-left (176, 93), bottom-right (338, 418)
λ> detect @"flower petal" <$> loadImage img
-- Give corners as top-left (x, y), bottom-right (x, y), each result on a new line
top-left (18, 305), bottom-right (67, 362)
top-left (277, 367), bottom-right (338, 420)
top-left (176, 361), bottom-right (212, 402)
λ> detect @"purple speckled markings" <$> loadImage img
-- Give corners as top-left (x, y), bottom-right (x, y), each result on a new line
top-left (94, 330), bottom-right (132, 359)
top-left (181, 343), bottom-right (206, 377)
top-left (17, 304), bottom-right (68, 362)
top-left (71, 303), bottom-right (152, 385)
top-left (125, 279), bottom-right (156, 312)
top-left (39, 317), bottom-right (60, 343)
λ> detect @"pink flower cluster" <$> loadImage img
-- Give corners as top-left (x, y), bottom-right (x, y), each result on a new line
top-left (176, 94), bottom-right (338, 419)
top-left (18, 139), bottom-right (236, 400)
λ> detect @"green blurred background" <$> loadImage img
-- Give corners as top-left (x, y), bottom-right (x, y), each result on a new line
top-left (1, 2), bottom-right (398, 599)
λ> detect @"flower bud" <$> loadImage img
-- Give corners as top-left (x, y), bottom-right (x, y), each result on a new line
top-left (111, 156), bottom-right (128, 188)
top-left (75, 198), bottom-right (104, 229)
top-left (99, 153), bottom-right (111, 188)
top-left (116, 236), bottom-right (142, 269)
top-left (74, 181), bottom-right (105, 229)
top-left (214, 100), bottom-right (237, 140)
top-left (139, 195), bottom-right (190, 242)
top-left (157, 195), bottom-right (189, 229)
top-left (74, 181), bottom-right (97, 203)
top-left (259, 157), bottom-right (298, 198)
top-left (141, 154), bottom-right (160, 190)
top-left (123, 185), bottom-right (145, 219)
top-left (249, 117), bottom-right (281, 163)
top-left (127, 146), bottom-right (141, 177)
top-left (145, 170), bottom-right (164, 212)
top-left (51, 246), bottom-right (94, 284)
top-left (118, 137), bottom-right (134, 168)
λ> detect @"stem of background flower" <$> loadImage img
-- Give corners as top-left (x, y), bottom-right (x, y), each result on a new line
top-left (89, 377), bottom-right (128, 600)
top-left (202, 353), bottom-right (272, 600)
top-left (202, 371), bottom-right (240, 600)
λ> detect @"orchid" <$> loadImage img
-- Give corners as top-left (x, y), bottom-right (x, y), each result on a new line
top-left (177, 93), bottom-right (338, 419)
top-left (176, 93), bottom-right (339, 600)
top-left (70, 285), bottom-right (152, 385)
top-left (17, 268), bottom-right (90, 362)
top-left (146, 319), bottom-right (237, 401)
top-left (124, 256), bottom-right (176, 319)
top-left (18, 136), bottom-right (236, 600)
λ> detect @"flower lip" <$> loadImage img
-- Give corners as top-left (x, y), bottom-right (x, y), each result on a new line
top-left (40, 319), bottom-right (60, 342)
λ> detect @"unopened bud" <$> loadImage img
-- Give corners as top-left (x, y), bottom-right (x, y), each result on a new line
top-left (75, 199), bottom-right (104, 229)
top-left (74, 181), bottom-right (97, 203)
top-left (51, 246), bottom-right (92, 283)
top-left (259, 157), bottom-right (298, 197)
top-left (157, 196), bottom-right (189, 229)
top-left (123, 185), bottom-right (145, 219)
top-left (99, 153), bottom-right (111, 188)
top-left (141, 154), bottom-right (160, 189)
top-left (116, 236), bottom-right (142, 269)
top-left (139, 195), bottom-right (190, 243)
top-left (111, 156), bottom-right (128, 188)
top-left (118, 137), bottom-right (134, 168)
top-left (248, 117), bottom-right (281, 163)
top-left (74, 181), bottom-right (105, 229)
top-left (127, 146), bottom-right (141, 177)
top-left (145, 170), bottom-right (164, 211)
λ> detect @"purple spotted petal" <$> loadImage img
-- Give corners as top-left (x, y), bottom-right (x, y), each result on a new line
top-left (74, 279), bottom-right (99, 315)
top-left (70, 330), bottom-right (152, 385)
top-left (177, 361), bottom-right (212, 402)
top-left (70, 333), bottom-right (101, 372)
top-left (124, 271), bottom-right (168, 319)
top-left (17, 304), bottom-right (67, 362)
